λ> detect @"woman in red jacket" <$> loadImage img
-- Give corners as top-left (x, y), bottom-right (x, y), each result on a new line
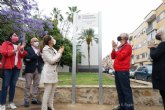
top-left (0, 33), bottom-right (27, 110)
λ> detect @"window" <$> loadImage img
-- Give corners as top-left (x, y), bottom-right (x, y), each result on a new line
top-left (143, 29), bottom-right (146, 34)
top-left (160, 12), bottom-right (165, 20)
top-left (142, 53), bottom-right (145, 58)
top-left (157, 11), bottom-right (165, 22)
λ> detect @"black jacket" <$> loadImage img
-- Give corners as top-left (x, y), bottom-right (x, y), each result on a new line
top-left (24, 47), bottom-right (44, 74)
top-left (150, 42), bottom-right (165, 90)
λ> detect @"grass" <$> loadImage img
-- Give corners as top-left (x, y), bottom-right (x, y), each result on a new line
top-left (58, 72), bottom-right (115, 85)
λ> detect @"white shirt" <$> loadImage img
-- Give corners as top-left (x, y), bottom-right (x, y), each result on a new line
top-left (32, 46), bottom-right (39, 55)
top-left (13, 44), bottom-right (18, 66)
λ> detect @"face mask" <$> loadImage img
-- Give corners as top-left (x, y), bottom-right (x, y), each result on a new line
top-left (155, 34), bottom-right (161, 40)
top-left (11, 36), bottom-right (19, 43)
top-left (33, 42), bottom-right (39, 47)
top-left (117, 36), bottom-right (122, 41)
top-left (53, 39), bottom-right (56, 45)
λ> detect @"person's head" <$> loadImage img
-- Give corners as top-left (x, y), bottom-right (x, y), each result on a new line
top-left (155, 27), bottom-right (165, 41)
top-left (30, 37), bottom-right (39, 48)
top-left (6, 33), bottom-right (19, 43)
top-left (117, 33), bottom-right (129, 44)
top-left (42, 35), bottom-right (56, 47)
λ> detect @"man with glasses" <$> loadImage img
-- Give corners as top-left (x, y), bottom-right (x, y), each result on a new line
top-left (23, 37), bottom-right (43, 107)
top-left (111, 33), bottom-right (134, 110)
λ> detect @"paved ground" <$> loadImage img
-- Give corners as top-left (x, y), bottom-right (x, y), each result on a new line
top-left (14, 104), bottom-right (164, 110)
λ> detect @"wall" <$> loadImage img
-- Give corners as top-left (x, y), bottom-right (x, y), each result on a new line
top-left (16, 78), bottom-right (162, 106)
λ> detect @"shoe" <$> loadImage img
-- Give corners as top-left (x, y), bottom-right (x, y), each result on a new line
top-left (31, 99), bottom-right (42, 105)
top-left (0, 105), bottom-right (6, 110)
top-left (112, 105), bottom-right (122, 110)
top-left (9, 103), bottom-right (17, 109)
top-left (24, 101), bottom-right (30, 107)
top-left (48, 107), bottom-right (52, 110)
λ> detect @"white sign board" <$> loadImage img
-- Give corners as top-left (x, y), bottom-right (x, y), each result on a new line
top-left (77, 14), bottom-right (98, 29)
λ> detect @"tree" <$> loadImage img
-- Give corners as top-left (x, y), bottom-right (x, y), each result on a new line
top-left (65, 6), bottom-right (80, 37)
top-left (0, 0), bottom-right (53, 41)
top-left (78, 28), bottom-right (98, 72)
top-left (52, 7), bottom-right (64, 27)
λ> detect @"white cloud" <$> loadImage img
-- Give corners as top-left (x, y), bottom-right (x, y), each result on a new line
top-left (36, 0), bottom-right (163, 57)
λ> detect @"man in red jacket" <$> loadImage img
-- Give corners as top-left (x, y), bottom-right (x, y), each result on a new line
top-left (111, 33), bottom-right (134, 110)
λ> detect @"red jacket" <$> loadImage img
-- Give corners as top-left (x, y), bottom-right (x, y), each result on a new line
top-left (1, 41), bottom-right (27, 69)
top-left (111, 43), bottom-right (132, 71)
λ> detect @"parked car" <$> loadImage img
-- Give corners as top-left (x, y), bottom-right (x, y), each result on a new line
top-left (129, 66), bottom-right (138, 78)
top-left (109, 69), bottom-right (115, 75)
top-left (102, 67), bottom-right (109, 74)
top-left (134, 65), bottom-right (152, 82)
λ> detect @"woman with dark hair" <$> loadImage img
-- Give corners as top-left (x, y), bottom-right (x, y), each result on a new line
top-left (40, 35), bottom-right (64, 110)
top-left (0, 33), bottom-right (27, 110)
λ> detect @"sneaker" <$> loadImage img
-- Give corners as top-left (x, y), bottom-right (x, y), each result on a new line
top-left (31, 99), bottom-right (42, 105)
top-left (0, 105), bottom-right (6, 110)
top-left (112, 105), bottom-right (123, 110)
top-left (9, 103), bottom-right (17, 109)
top-left (24, 101), bottom-right (30, 107)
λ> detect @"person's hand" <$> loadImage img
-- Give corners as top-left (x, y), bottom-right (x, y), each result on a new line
top-left (58, 46), bottom-right (64, 54)
top-left (148, 44), bottom-right (157, 48)
top-left (112, 40), bottom-right (118, 50)
top-left (21, 42), bottom-right (26, 48)
top-left (148, 41), bottom-right (157, 48)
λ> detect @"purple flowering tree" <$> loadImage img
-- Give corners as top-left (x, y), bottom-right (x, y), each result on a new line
top-left (0, 0), bottom-right (53, 42)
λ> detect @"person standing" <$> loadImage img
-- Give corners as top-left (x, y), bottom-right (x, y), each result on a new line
top-left (111, 33), bottom-right (134, 110)
top-left (0, 33), bottom-right (27, 110)
top-left (149, 27), bottom-right (165, 110)
top-left (23, 37), bottom-right (43, 107)
top-left (40, 35), bottom-right (64, 110)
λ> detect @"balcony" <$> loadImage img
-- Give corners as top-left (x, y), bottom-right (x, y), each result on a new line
top-left (144, 10), bottom-right (156, 23)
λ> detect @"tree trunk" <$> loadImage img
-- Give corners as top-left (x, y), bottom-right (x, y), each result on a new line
top-left (88, 44), bottom-right (90, 72)
top-left (65, 22), bottom-right (70, 38)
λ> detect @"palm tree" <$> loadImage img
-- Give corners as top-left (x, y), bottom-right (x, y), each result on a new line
top-left (66, 6), bottom-right (80, 23)
top-left (78, 28), bottom-right (98, 72)
top-left (65, 6), bottom-right (80, 37)
top-left (52, 7), bottom-right (64, 26)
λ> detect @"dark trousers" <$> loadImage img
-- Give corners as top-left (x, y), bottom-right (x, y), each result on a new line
top-left (115, 71), bottom-right (134, 110)
top-left (0, 67), bottom-right (20, 105)
top-left (160, 90), bottom-right (165, 110)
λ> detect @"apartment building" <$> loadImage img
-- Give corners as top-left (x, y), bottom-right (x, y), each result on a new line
top-left (130, 3), bottom-right (165, 66)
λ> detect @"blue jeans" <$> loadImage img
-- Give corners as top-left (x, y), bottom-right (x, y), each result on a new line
top-left (115, 71), bottom-right (134, 110)
top-left (0, 67), bottom-right (20, 105)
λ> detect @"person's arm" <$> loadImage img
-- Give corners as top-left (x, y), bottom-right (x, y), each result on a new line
top-left (1, 42), bottom-right (15, 56)
top-left (18, 46), bottom-right (28, 58)
top-left (115, 45), bottom-right (132, 60)
top-left (42, 48), bottom-right (62, 65)
top-left (111, 49), bottom-right (116, 59)
top-left (150, 42), bottom-right (165, 60)
top-left (111, 40), bottom-right (118, 59)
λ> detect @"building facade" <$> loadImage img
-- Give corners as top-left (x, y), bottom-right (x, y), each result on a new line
top-left (130, 3), bottom-right (165, 66)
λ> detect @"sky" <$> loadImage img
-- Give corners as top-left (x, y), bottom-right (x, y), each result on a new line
top-left (36, 0), bottom-right (163, 58)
